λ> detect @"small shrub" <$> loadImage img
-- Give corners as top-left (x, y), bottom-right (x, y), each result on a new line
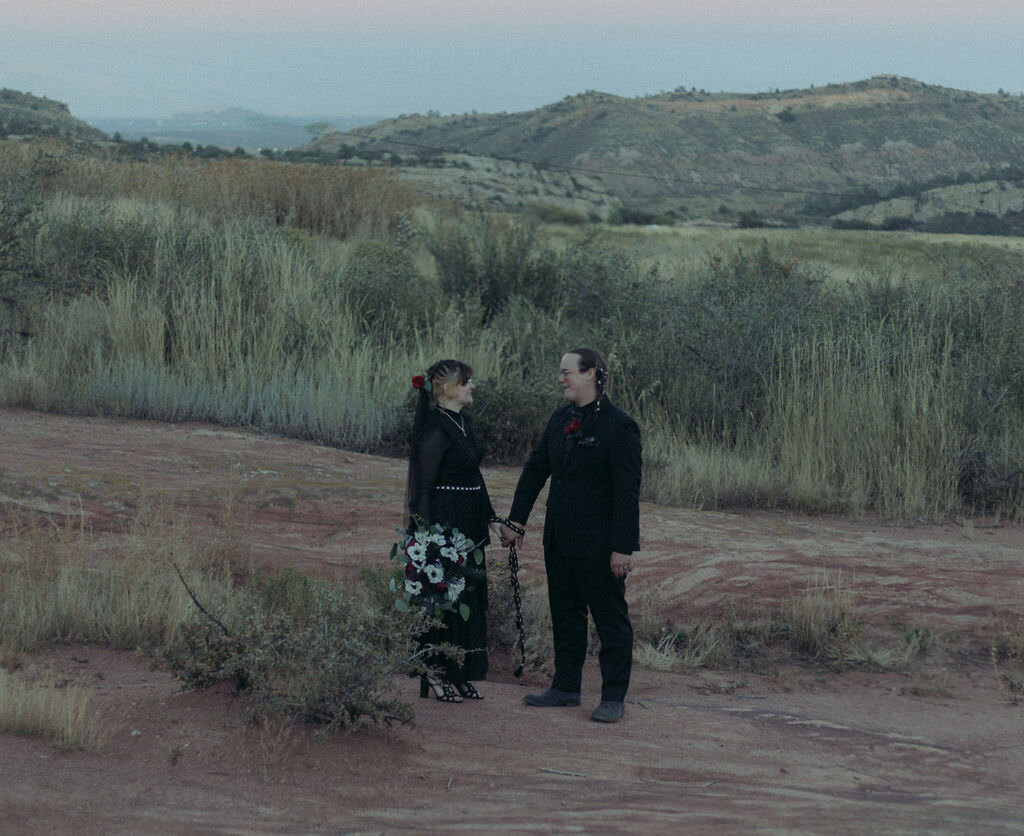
top-left (338, 239), bottom-right (431, 332)
top-left (423, 213), bottom-right (546, 322)
top-left (526, 202), bottom-right (589, 225)
top-left (608, 206), bottom-right (660, 225)
top-left (787, 572), bottom-right (860, 668)
top-left (989, 615), bottom-right (1024, 701)
top-left (634, 631), bottom-right (684, 671)
top-left (737, 210), bottom-right (767, 228)
top-left (167, 572), bottom-right (430, 729)
top-left (881, 215), bottom-right (915, 231)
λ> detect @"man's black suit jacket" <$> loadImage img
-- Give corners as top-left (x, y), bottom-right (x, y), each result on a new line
top-left (509, 397), bottom-right (641, 560)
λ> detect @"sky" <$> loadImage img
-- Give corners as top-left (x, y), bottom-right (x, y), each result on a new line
top-left (3, 0), bottom-right (1024, 122)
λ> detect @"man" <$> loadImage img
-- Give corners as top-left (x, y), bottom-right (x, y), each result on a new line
top-left (501, 348), bottom-right (641, 723)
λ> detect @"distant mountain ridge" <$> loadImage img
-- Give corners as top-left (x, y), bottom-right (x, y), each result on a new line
top-left (90, 109), bottom-right (387, 151)
top-left (321, 75), bottom-right (1024, 223)
top-left (5, 79), bottom-right (1024, 228)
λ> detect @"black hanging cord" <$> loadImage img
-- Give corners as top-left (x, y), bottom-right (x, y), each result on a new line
top-left (492, 516), bottom-right (527, 677)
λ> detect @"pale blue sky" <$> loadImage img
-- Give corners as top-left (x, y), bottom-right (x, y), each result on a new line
top-left (3, 0), bottom-right (1023, 121)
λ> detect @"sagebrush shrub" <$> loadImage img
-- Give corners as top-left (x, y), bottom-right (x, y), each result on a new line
top-left (167, 569), bottom-right (432, 729)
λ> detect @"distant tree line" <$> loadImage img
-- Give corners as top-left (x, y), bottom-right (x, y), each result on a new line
top-left (834, 211), bottom-right (1024, 236)
top-left (804, 164), bottom-right (1024, 218)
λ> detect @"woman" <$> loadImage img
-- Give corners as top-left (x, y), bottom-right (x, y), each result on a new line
top-left (407, 359), bottom-right (495, 703)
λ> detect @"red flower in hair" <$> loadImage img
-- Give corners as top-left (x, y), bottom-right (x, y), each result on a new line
top-left (564, 417), bottom-right (582, 436)
top-left (411, 375), bottom-right (426, 389)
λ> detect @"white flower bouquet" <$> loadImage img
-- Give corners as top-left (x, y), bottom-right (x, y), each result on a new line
top-left (390, 522), bottom-right (483, 620)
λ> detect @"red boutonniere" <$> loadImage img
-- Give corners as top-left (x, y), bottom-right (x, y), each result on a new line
top-left (563, 417), bottom-right (582, 436)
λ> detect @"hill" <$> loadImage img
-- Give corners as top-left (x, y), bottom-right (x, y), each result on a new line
top-left (90, 108), bottom-right (388, 152)
top-left (0, 89), bottom-right (106, 143)
top-left (316, 75), bottom-right (1024, 225)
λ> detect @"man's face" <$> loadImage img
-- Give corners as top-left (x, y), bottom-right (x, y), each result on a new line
top-left (558, 353), bottom-right (594, 405)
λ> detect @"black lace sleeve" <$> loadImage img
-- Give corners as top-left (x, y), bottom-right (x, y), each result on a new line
top-left (408, 423), bottom-right (448, 528)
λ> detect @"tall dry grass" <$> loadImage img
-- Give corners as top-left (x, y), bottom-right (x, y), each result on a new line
top-left (2, 140), bottom-right (1022, 520)
top-left (42, 148), bottom-right (424, 241)
top-left (762, 322), bottom-right (963, 518)
top-left (0, 666), bottom-right (109, 751)
top-left (0, 502), bottom-right (238, 659)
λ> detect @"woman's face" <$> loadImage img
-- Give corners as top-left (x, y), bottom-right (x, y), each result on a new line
top-left (442, 377), bottom-right (474, 410)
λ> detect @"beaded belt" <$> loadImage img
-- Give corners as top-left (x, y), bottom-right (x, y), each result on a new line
top-left (433, 484), bottom-right (481, 492)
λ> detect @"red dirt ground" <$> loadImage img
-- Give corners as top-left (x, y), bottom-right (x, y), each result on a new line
top-left (2, 407), bottom-right (1024, 833)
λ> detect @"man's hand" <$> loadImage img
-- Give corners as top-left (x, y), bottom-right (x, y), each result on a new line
top-left (610, 552), bottom-right (633, 579)
top-left (499, 522), bottom-right (525, 548)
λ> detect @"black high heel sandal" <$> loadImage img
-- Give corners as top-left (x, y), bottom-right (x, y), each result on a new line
top-left (420, 676), bottom-right (463, 703)
top-left (455, 682), bottom-right (484, 700)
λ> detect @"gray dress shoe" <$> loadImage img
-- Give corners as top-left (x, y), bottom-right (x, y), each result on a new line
top-left (590, 701), bottom-right (625, 722)
top-left (523, 688), bottom-right (581, 707)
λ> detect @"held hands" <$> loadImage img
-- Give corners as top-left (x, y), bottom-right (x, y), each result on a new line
top-left (498, 522), bottom-right (525, 548)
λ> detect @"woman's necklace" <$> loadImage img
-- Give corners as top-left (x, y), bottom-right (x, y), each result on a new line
top-left (440, 408), bottom-right (466, 436)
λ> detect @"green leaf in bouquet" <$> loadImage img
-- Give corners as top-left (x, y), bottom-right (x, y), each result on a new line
top-left (459, 603), bottom-right (471, 622)
top-left (472, 548), bottom-right (483, 565)
top-left (394, 599), bottom-right (410, 613)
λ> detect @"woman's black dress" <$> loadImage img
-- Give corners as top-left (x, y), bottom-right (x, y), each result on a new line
top-left (408, 407), bottom-right (494, 682)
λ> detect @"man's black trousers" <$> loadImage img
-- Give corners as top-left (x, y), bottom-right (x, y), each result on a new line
top-left (544, 533), bottom-right (633, 702)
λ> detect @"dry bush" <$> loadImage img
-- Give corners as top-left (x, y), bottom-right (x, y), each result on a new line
top-left (989, 615), bottom-right (1024, 702)
top-left (787, 571), bottom-right (860, 668)
top-left (630, 579), bottom-right (675, 646)
top-left (167, 564), bottom-right (431, 730)
top-left (0, 666), bottom-right (109, 752)
top-left (633, 631), bottom-right (686, 672)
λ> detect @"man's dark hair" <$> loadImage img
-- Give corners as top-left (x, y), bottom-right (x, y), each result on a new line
top-left (568, 347), bottom-right (608, 393)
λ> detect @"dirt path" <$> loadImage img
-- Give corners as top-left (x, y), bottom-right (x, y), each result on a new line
top-left (2, 408), bottom-right (1023, 833)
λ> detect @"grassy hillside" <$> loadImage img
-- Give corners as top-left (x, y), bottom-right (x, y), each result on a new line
top-left (0, 90), bottom-right (106, 143)
top-left (323, 76), bottom-right (1024, 224)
